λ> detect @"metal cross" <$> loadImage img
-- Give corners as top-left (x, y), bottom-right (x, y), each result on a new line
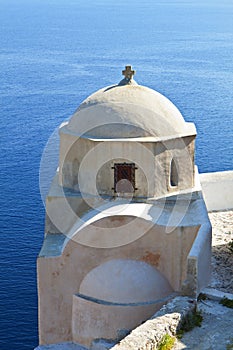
top-left (122, 65), bottom-right (136, 80)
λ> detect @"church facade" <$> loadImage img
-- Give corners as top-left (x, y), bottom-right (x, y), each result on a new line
top-left (37, 66), bottom-right (212, 348)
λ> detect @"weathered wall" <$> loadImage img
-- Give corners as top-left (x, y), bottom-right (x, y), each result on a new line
top-left (37, 219), bottom-right (198, 345)
top-left (72, 293), bottom-right (171, 347)
top-left (58, 133), bottom-right (195, 198)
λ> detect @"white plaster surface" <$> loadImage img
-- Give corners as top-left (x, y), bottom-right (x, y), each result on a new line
top-left (67, 196), bottom-right (207, 248)
top-left (72, 294), bottom-right (170, 347)
top-left (186, 222), bottom-right (212, 295)
top-left (65, 84), bottom-right (195, 138)
top-left (200, 170), bottom-right (233, 211)
top-left (37, 214), bottom-right (201, 345)
top-left (79, 259), bottom-right (173, 303)
top-left (58, 132), bottom-right (196, 197)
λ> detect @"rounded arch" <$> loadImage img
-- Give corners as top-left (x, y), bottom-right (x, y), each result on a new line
top-left (79, 259), bottom-right (173, 304)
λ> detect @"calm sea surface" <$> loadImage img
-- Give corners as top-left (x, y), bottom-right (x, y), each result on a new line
top-left (0, 0), bottom-right (232, 349)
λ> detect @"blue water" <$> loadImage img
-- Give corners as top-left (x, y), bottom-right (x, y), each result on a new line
top-left (0, 0), bottom-right (232, 349)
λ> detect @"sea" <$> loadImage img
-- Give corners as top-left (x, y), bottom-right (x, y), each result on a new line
top-left (0, 0), bottom-right (232, 349)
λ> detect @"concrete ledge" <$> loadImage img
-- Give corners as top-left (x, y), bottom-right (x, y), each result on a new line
top-left (200, 170), bottom-right (233, 211)
top-left (110, 296), bottom-right (195, 350)
top-left (202, 288), bottom-right (233, 301)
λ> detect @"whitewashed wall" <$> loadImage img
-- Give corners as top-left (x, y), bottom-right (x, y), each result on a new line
top-left (200, 171), bottom-right (233, 211)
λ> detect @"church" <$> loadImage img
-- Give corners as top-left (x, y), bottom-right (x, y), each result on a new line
top-left (37, 66), bottom-right (212, 348)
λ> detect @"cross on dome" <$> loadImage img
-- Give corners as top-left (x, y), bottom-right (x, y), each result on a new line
top-left (122, 65), bottom-right (136, 80)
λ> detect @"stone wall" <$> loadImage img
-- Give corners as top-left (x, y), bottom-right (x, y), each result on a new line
top-left (111, 296), bottom-right (195, 350)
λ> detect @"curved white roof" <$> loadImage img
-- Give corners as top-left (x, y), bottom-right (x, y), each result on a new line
top-left (64, 78), bottom-right (194, 139)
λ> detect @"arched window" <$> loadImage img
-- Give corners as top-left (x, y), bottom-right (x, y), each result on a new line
top-left (170, 158), bottom-right (178, 187)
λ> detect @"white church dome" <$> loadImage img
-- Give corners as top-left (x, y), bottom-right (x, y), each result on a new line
top-left (65, 66), bottom-right (191, 139)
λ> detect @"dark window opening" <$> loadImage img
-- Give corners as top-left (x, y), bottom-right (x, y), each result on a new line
top-left (170, 158), bottom-right (178, 187)
top-left (113, 163), bottom-right (137, 193)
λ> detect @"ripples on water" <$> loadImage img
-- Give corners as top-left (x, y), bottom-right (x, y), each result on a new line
top-left (0, 0), bottom-right (232, 349)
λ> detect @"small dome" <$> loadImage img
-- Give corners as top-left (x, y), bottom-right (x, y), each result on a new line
top-left (79, 259), bottom-right (173, 303)
top-left (65, 67), bottom-right (192, 139)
